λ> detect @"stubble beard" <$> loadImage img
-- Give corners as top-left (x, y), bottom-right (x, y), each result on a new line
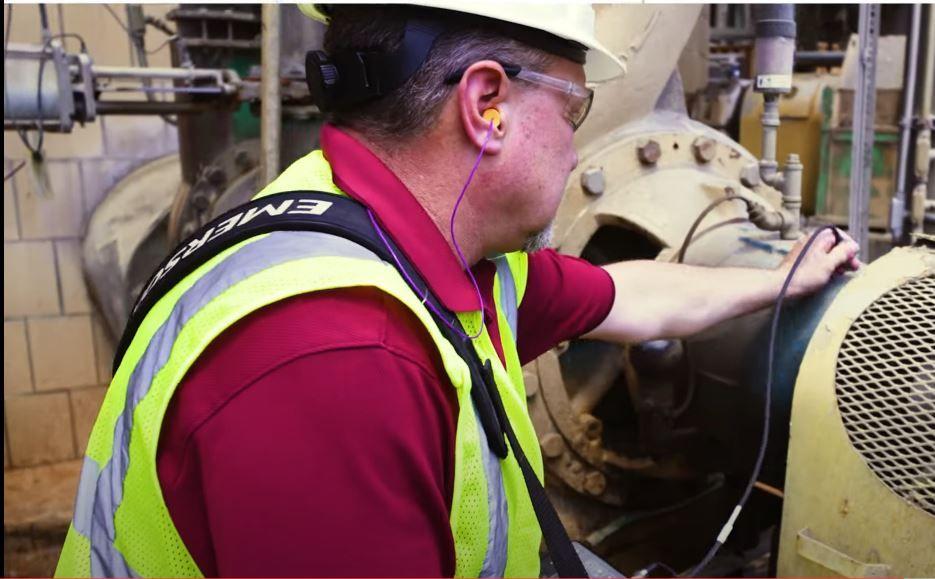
top-left (521, 221), bottom-right (555, 253)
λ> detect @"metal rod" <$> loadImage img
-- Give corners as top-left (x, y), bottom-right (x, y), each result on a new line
top-left (922, 5), bottom-right (935, 121)
top-left (849, 4), bottom-right (880, 258)
top-left (781, 153), bottom-right (803, 239)
top-left (760, 94), bottom-right (781, 183)
top-left (98, 85), bottom-right (225, 95)
top-left (890, 4), bottom-right (921, 241)
top-left (94, 101), bottom-right (219, 115)
top-left (260, 4), bottom-right (282, 186)
top-left (91, 65), bottom-right (225, 82)
top-left (793, 51), bottom-right (846, 69)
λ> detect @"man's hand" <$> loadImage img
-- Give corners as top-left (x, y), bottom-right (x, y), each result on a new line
top-left (776, 228), bottom-right (861, 299)
top-left (585, 228), bottom-right (863, 344)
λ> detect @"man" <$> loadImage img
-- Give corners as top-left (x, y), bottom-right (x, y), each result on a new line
top-left (57, 4), bottom-right (860, 578)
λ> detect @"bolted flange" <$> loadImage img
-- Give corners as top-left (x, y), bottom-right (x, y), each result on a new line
top-left (692, 136), bottom-right (717, 163)
top-left (740, 163), bottom-right (762, 188)
top-left (637, 139), bottom-right (662, 165)
top-left (540, 432), bottom-right (565, 458)
top-left (581, 167), bottom-right (605, 196)
top-left (584, 471), bottom-right (607, 496)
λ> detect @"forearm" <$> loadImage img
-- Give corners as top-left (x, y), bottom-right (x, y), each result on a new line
top-left (584, 260), bottom-right (782, 343)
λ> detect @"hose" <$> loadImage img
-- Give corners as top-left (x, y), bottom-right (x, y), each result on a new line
top-left (675, 195), bottom-right (752, 264)
top-left (670, 194), bottom-right (752, 419)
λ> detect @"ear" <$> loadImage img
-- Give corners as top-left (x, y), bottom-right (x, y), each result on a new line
top-left (456, 60), bottom-right (509, 154)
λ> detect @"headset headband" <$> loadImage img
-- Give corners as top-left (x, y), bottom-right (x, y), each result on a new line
top-left (306, 8), bottom-right (587, 112)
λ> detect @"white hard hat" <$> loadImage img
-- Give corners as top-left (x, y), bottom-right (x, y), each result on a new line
top-left (299, 3), bottom-right (626, 82)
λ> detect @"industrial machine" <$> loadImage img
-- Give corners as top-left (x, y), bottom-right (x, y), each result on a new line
top-left (6, 3), bottom-right (933, 576)
top-left (778, 244), bottom-right (934, 577)
top-left (520, 4), bottom-right (935, 575)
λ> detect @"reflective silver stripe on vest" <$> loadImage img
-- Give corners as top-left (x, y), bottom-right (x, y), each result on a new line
top-left (70, 230), bottom-right (512, 576)
top-left (74, 232), bottom-right (378, 576)
top-left (475, 403), bottom-right (508, 577)
top-left (492, 256), bottom-right (518, 338)
top-left (477, 254), bottom-right (519, 576)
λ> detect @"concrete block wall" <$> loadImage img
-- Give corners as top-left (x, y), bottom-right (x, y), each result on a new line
top-left (4, 4), bottom-right (178, 471)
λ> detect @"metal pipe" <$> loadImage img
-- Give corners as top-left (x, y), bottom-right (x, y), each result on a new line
top-left (760, 94), bottom-right (781, 184)
top-left (91, 65), bottom-right (228, 83)
top-left (94, 101), bottom-right (220, 115)
top-left (922, 5), bottom-right (935, 121)
top-left (793, 51), bottom-right (845, 69)
top-left (752, 4), bottom-right (796, 95)
top-left (781, 153), bottom-right (803, 239)
top-left (260, 4), bottom-right (282, 186)
top-left (848, 4), bottom-right (881, 258)
top-left (911, 5), bottom-right (935, 233)
top-left (890, 4), bottom-right (921, 241)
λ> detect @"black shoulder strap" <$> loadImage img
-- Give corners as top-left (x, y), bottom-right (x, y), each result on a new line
top-left (116, 190), bottom-right (588, 578)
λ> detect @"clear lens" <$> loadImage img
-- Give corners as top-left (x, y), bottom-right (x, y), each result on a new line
top-left (513, 68), bottom-right (593, 130)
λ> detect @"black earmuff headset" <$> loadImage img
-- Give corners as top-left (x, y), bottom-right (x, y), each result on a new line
top-left (305, 19), bottom-right (446, 112)
top-left (305, 8), bottom-right (587, 114)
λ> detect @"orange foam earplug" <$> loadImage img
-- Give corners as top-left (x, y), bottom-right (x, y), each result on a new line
top-left (482, 108), bottom-right (501, 128)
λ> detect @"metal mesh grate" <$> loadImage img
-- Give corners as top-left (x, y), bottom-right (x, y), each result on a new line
top-left (835, 275), bottom-right (935, 516)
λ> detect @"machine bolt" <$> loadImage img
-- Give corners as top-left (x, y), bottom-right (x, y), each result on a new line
top-left (584, 471), bottom-right (607, 496)
top-left (579, 413), bottom-right (603, 440)
top-left (637, 139), bottom-right (662, 165)
top-left (205, 166), bottom-right (225, 187)
top-left (234, 149), bottom-right (253, 170)
top-left (192, 191), bottom-right (212, 211)
top-left (581, 167), bottom-right (605, 196)
top-left (540, 433), bottom-right (565, 458)
top-left (692, 137), bottom-right (717, 163)
top-left (740, 163), bottom-right (762, 187)
top-left (523, 368), bottom-right (539, 398)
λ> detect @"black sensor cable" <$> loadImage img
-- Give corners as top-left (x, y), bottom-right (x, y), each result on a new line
top-left (636, 224), bottom-right (844, 578)
top-left (684, 224), bottom-right (843, 577)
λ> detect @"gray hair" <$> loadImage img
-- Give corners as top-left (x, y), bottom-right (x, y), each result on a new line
top-left (323, 5), bottom-right (555, 144)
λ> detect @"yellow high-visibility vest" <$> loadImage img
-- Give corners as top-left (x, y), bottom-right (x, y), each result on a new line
top-left (56, 150), bottom-right (543, 578)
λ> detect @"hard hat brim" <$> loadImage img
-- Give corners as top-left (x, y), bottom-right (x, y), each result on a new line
top-left (585, 44), bottom-right (627, 83)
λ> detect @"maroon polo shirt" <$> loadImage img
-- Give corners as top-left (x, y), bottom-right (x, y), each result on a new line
top-left (156, 125), bottom-right (615, 577)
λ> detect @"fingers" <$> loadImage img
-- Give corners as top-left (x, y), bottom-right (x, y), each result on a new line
top-left (833, 230), bottom-right (861, 271)
top-left (828, 237), bottom-right (860, 271)
top-left (816, 228), bottom-right (839, 252)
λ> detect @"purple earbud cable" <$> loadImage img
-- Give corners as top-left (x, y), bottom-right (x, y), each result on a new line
top-left (366, 120), bottom-right (495, 340)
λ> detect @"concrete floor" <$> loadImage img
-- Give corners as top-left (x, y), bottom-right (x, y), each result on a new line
top-left (4, 460), bottom-right (82, 577)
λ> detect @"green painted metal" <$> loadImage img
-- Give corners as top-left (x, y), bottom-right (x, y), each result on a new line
top-left (815, 86), bottom-right (900, 226)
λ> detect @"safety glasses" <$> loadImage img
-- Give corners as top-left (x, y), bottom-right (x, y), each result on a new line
top-left (445, 62), bottom-right (594, 131)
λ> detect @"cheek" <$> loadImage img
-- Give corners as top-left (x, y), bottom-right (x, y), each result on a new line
top-left (504, 104), bottom-right (574, 214)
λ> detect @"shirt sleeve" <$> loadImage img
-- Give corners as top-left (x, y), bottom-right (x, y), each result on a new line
top-left (516, 249), bottom-right (616, 365)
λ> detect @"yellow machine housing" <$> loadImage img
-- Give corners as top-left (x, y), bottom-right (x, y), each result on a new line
top-left (778, 245), bottom-right (935, 577)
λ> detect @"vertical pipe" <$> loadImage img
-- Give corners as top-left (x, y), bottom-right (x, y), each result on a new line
top-left (260, 4), bottom-right (281, 186)
top-left (849, 4), bottom-right (880, 258)
top-left (782, 153), bottom-right (803, 239)
top-left (922, 5), bottom-right (934, 121)
top-left (760, 93), bottom-right (779, 172)
top-left (890, 4), bottom-right (921, 241)
top-left (915, 7), bottom-right (935, 231)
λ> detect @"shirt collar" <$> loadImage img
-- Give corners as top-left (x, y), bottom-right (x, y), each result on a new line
top-left (320, 124), bottom-right (484, 313)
